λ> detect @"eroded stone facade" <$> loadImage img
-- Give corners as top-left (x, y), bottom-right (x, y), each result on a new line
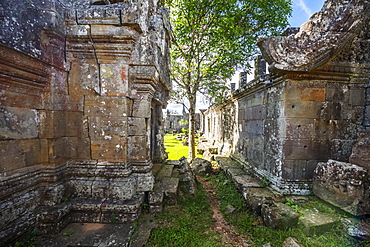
top-left (0, 0), bottom-right (170, 244)
top-left (203, 0), bottom-right (370, 196)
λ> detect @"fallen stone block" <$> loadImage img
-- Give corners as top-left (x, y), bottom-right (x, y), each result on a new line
top-left (341, 218), bottom-right (370, 241)
top-left (261, 202), bottom-right (299, 230)
top-left (153, 177), bottom-right (179, 205)
top-left (157, 165), bottom-right (174, 177)
top-left (313, 159), bottom-right (370, 216)
top-left (191, 158), bottom-right (212, 175)
top-left (299, 208), bottom-right (341, 236)
top-left (244, 187), bottom-right (283, 214)
top-left (283, 237), bottom-right (303, 247)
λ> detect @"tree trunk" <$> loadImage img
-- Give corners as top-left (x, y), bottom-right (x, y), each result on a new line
top-left (188, 93), bottom-right (196, 163)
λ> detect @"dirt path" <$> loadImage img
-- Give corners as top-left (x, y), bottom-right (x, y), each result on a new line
top-left (198, 176), bottom-right (251, 247)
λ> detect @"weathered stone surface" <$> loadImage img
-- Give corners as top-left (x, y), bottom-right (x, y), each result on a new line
top-left (257, 0), bottom-right (370, 72)
top-left (341, 218), bottom-right (370, 241)
top-left (349, 130), bottom-right (370, 170)
top-left (261, 202), bottom-right (299, 230)
top-left (39, 223), bottom-right (135, 247)
top-left (283, 237), bottom-right (303, 247)
top-left (0, 106), bottom-right (38, 139)
top-left (313, 160), bottom-right (370, 216)
top-left (68, 61), bottom-right (100, 96)
top-left (204, 0), bottom-right (370, 196)
top-left (0, 0), bottom-right (171, 245)
top-left (190, 158), bottom-right (212, 175)
top-left (244, 188), bottom-right (282, 215)
top-left (299, 208), bottom-right (341, 236)
top-left (84, 96), bottom-right (129, 117)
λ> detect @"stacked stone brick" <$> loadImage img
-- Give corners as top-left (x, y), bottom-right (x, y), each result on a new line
top-left (203, 0), bottom-right (370, 199)
top-left (0, 0), bottom-right (170, 244)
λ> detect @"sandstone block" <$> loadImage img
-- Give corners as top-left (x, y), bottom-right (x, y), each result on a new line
top-left (89, 116), bottom-right (128, 140)
top-left (283, 139), bottom-right (329, 160)
top-left (300, 87), bottom-right (326, 101)
top-left (128, 136), bottom-right (148, 162)
top-left (100, 64), bottom-right (129, 96)
top-left (128, 117), bottom-right (147, 136)
top-left (67, 111), bottom-right (86, 137)
top-left (0, 139), bottom-right (44, 171)
top-left (77, 8), bottom-right (121, 25)
top-left (38, 110), bottom-right (54, 138)
top-left (91, 137), bottom-right (127, 162)
top-left (84, 96), bottom-right (129, 117)
top-left (44, 93), bottom-right (84, 111)
top-left (68, 61), bottom-right (100, 95)
top-left (285, 118), bottom-right (314, 140)
top-left (136, 173), bottom-right (155, 192)
top-left (131, 96), bottom-right (151, 118)
top-left (50, 137), bottom-right (90, 162)
top-left (313, 160), bottom-right (370, 216)
top-left (0, 106), bottom-right (38, 140)
top-left (53, 111), bottom-right (67, 138)
top-left (349, 130), bottom-right (370, 169)
top-left (349, 88), bottom-right (365, 106)
top-left (0, 86), bottom-right (43, 109)
top-left (282, 160), bottom-right (316, 181)
top-left (190, 158), bottom-right (212, 175)
top-left (284, 100), bottom-right (323, 119)
top-left (92, 177), bottom-right (136, 200)
top-left (261, 202), bottom-right (299, 230)
top-left (299, 208), bottom-right (341, 236)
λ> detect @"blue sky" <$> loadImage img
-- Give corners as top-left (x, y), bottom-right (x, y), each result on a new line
top-left (289, 0), bottom-right (326, 27)
top-left (167, 0), bottom-right (327, 114)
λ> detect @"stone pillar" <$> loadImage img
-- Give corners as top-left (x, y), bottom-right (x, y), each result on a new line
top-left (254, 55), bottom-right (266, 78)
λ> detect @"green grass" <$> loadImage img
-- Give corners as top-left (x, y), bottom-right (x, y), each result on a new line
top-left (147, 181), bottom-right (222, 247)
top-left (212, 172), bottom-right (359, 247)
top-left (148, 170), bottom-right (362, 247)
top-left (164, 134), bottom-right (202, 160)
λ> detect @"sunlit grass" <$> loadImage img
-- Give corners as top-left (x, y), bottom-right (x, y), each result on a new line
top-left (164, 134), bottom-right (202, 160)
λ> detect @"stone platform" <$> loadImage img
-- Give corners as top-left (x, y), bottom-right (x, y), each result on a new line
top-left (36, 161), bottom-right (185, 246)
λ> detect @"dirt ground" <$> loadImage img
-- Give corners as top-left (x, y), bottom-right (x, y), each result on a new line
top-left (198, 176), bottom-right (251, 247)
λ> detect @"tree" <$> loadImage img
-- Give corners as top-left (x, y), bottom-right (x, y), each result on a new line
top-left (166, 0), bottom-right (292, 162)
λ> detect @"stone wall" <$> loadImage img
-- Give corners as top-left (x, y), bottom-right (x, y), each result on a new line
top-left (0, 0), bottom-right (170, 244)
top-left (204, 0), bottom-right (370, 195)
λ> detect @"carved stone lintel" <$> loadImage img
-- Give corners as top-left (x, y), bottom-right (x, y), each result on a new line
top-left (258, 0), bottom-right (370, 74)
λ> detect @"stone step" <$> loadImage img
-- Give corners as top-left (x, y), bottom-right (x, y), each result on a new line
top-left (149, 162), bottom-right (180, 212)
top-left (37, 196), bottom-right (143, 235)
top-left (38, 223), bottom-right (134, 247)
top-left (299, 208), bottom-right (342, 236)
top-left (215, 156), bottom-right (261, 192)
top-left (157, 165), bottom-right (174, 177)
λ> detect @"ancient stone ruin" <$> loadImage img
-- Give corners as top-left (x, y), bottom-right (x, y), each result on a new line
top-left (202, 0), bottom-right (370, 213)
top-left (0, 0), bottom-right (170, 245)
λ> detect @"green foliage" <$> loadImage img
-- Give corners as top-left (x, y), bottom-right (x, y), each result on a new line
top-left (212, 171), bottom-right (356, 247)
top-left (61, 197), bottom-right (68, 202)
top-left (178, 119), bottom-right (188, 125)
top-left (285, 198), bottom-right (302, 216)
top-left (181, 128), bottom-right (189, 136)
top-left (111, 213), bottom-right (117, 223)
top-left (13, 228), bottom-right (39, 247)
top-left (167, 0), bottom-right (292, 160)
top-left (258, 175), bottom-right (271, 188)
top-left (63, 229), bottom-right (74, 236)
top-left (147, 181), bottom-right (222, 246)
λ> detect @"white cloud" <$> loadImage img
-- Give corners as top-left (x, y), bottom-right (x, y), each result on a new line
top-left (296, 0), bottom-right (313, 18)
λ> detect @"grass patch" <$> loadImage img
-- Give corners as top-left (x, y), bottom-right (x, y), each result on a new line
top-left (164, 134), bottom-right (202, 160)
top-left (212, 172), bottom-right (359, 247)
top-left (147, 181), bottom-right (221, 246)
